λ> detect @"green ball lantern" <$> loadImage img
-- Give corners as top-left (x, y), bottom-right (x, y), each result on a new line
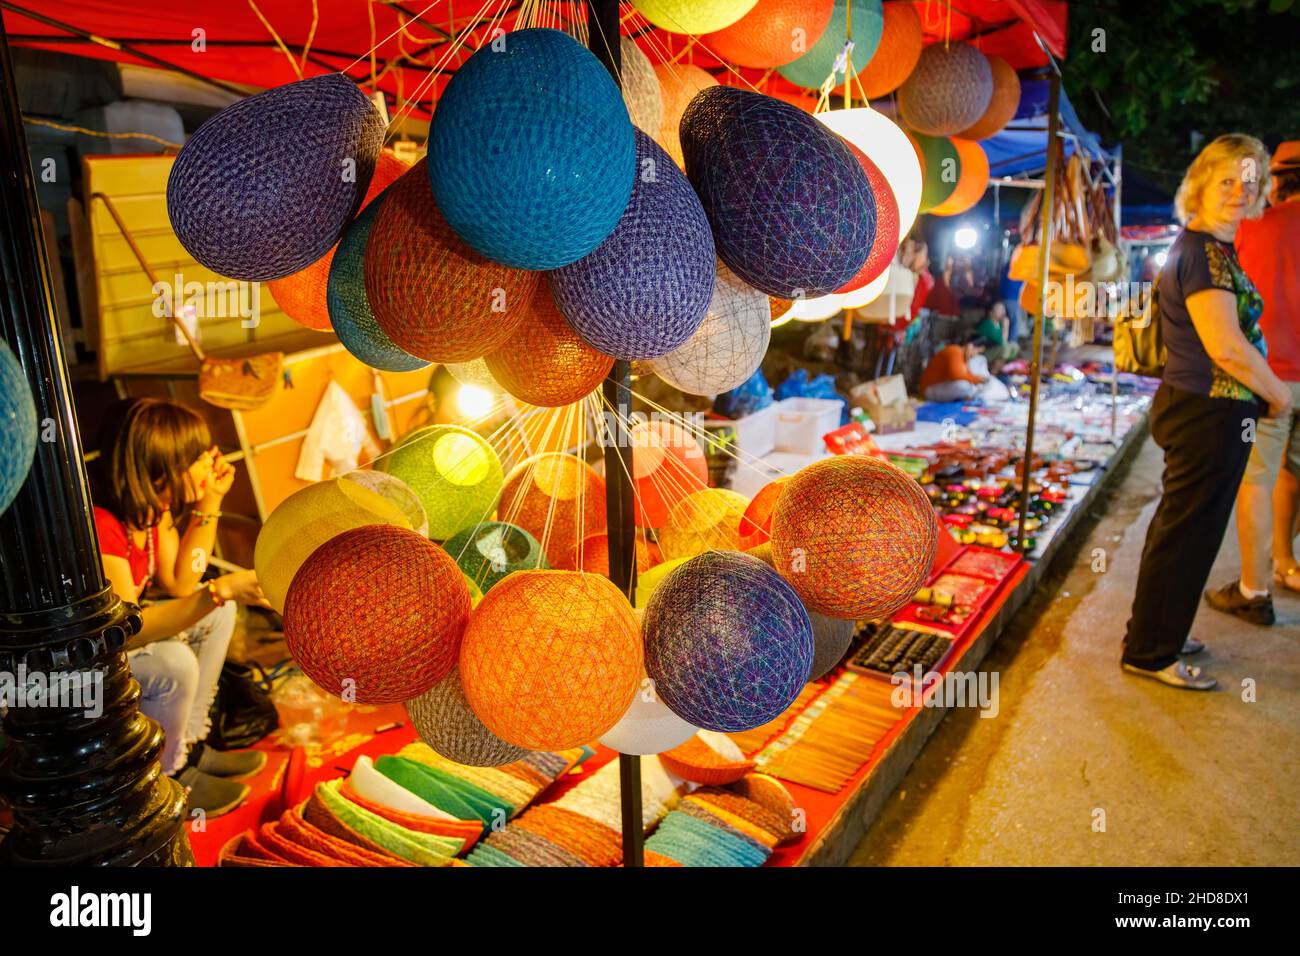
top-left (443, 520), bottom-right (548, 594)
top-left (378, 425), bottom-right (503, 541)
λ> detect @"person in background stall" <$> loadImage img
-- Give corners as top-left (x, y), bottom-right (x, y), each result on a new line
top-left (975, 301), bottom-right (1020, 374)
top-left (1207, 140), bottom-right (1300, 617)
top-left (89, 398), bottom-right (270, 815)
top-left (1122, 134), bottom-right (1292, 688)
top-left (917, 335), bottom-right (989, 403)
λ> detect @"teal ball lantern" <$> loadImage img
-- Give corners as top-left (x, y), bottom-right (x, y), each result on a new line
top-left (378, 425), bottom-right (503, 541)
top-left (443, 521), bottom-right (548, 594)
top-left (0, 341), bottom-right (37, 516)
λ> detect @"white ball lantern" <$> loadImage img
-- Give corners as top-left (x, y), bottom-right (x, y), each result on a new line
top-left (816, 108), bottom-right (923, 238)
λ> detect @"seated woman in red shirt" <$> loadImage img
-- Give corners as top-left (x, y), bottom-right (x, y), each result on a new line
top-left (89, 398), bottom-right (269, 816)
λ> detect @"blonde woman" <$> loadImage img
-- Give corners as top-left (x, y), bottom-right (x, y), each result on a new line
top-left (1123, 134), bottom-right (1292, 689)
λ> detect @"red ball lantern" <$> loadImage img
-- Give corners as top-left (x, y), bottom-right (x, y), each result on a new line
top-left (957, 55), bottom-right (1021, 140)
top-left (498, 453), bottom-right (607, 568)
top-left (283, 525), bottom-right (471, 703)
top-left (835, 141), bottom-right (900, 293)
top-left (739, 477), bottom-right (788, 550)
top-left (630, 418), bottom-right (709, 529)
top-left (842, 1), bottom-right (923, 99)
top-left (704, 0), bottom-right (835, 69)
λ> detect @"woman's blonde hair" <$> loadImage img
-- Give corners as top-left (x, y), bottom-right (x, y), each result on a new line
top-left (1174, 133), bottom-right (1271, 224)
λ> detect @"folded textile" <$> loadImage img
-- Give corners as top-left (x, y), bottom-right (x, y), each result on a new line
top-left (306, 779), bottom-right (462, 865)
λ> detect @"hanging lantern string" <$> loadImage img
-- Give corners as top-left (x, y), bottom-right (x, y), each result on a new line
top-left (246, 0), bottom-right (303, 80)
top-left (621, 5), bottom-right (765, 98)
top-left (340, 0), bottom-right (449, 75)
top-left (299, 0), bottom-right (319, 74)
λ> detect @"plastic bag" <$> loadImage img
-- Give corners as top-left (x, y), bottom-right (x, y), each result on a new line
top-left (713, 368), bottom-right (774, 418)
top-left (775, 369), bottom-right (850, 424)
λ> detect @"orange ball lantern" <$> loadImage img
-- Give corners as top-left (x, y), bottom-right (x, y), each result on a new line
top-left (770, 456), bottom-right (936, 619)
top-left (928, 138), bottom-right (990, 217)
top-left (631, 418), bottom-right (709, 529)
top-left (654, 63), bottom-right (719, 169)
top-left (458, 570), bottom-right (643, 750)
top-left (283, 525), bottom-right (471, 703)
top-left (841, 1), bottom-right (922, 99)
top-left (498, 453), bottom-right (606, 568)
top-left (484, 280), bottom-right (614, 407)
top-left (572, 531), bottom-right (662, 575)
top-left (957, 55), bottom-right (1021, 140)
top-left (739, 477), bottom-right (788, 549)
top-left (268, 150), bottom-right (409, 330)
top-left (704, 0), bottom-right (835, 69)
top-left (659, 488), bottom-right (751, 560)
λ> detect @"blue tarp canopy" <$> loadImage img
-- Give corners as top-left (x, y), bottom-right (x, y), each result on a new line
top-left (982, 79), bottom-right (1111, 178)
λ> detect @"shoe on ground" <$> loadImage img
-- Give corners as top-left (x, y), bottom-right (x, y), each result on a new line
top-left (196, 746), bottom-right (267, 781)
top-left (1181, 637), bottom-right (1205, 655)
top-left (1204, 580), bottom-right (1275, 626)
top-left (1121, 660), bottom-right (1217, 690)
top-left (177, 767), bottom-right (250, 818)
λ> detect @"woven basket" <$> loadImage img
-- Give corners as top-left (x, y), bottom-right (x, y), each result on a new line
top-left (443, 520), bottom-right (547, 594)
top-left (681, 87), bottom-right (874, 298)
top-left (658, 488), bottom-right (751, 561)
top-left (652, 62), bottom-right (719, 169)
top-left (659, 733), bottom-right (755, 785)
top-left (848, 1), bottom-right (922, 98)
top-left (958, 55), bottom-right (1021, 140)
top-left (498, 453), bottom-right (606, 568)
top-left (406, 667), bottom-right (529, 768)
top-left (551, 130), bottom-right (714, 362)
top-left (377, 424), bottom-right (505, 542)
top-left (620, 38), bottom-right (663, 138)
top-left (777, 0), bottom-right (882, 90)
top-left (642, 551), bottom-right (813, 732)
top-left (364, 159), bottom-right (538, 363)
top-left (898, 43), bottom-right (994, 137)
top-left (283, 525), bottom-right (472, 704)
top-left (0, 341), bottom-right (36, 516)
top-left (167, 73), bottom-right (384, 282)
top-left (428, 28), bottom-right (636, 270)
top-left (704, 0), bottom-right (835, 69)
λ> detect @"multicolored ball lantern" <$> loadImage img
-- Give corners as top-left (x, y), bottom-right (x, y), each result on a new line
top-left (738, 477), bottom-right (788, 550)
top-left (658, 488), bottom-right (752, 561)
top-left (777, 0), bottom-right (883, 90)
top-left (364, 159), bottom-right (538, 363)
top-left (929, 138), bottom-right (990, 217)
top-left (849, 0), bottom-right (923, 98)
top-left (958, 55), bottom-right (1021, 140)
top-left (443, 520), bottom-right (547, 594)
top-left (378, 425), bottom-right (504, 541)
top-left (598, 675), bottom-right (700, 755)
top-left (0, 341), bottom-right (37, 516)
top-left (326, 185), bottom-right (429, 372)
top-left (270, 150), bottom-right (409, 331)
top-left (652, 62), bottom-right (719, 169)
top-left (834, 141), bottom-right (899, 292)
top-left (898, 42), bottom-right (993, 137)
top-left (406, 667), bottom-right (528, 767)
top-left (630, 418), bottom-right (708, 528)
top-left (620, 37), bottom-right (663, 137)
top-left (649, 264), bottom-right (771, 395)
top-left (681, 87), bottom-right (875, 298)
top-left (704, 0), bottom-right (835, 69)
top-left (254, 470), bottom-right (428, 613)
top-left (498, 453), bottom-right (606, 568)
top-left (816, 106), bottom-right (922, 237)
top-left (459, 571), bottom-right (643, 750)
top-left (911, 132), bottom-right (962, 213)
top-left (428, 28), bottom-right (635, 270)
top-left (770, 456), bottom-right (937, 619)
top-left (167, 74), bottom-right (384, 281)
top-left (631, 0), bottom-right (759, 35)
top-left (485, 281), bottom-right (613, 406)
top-left (642, 551), bottom-right (814, 732)
top-left (550, 130), bottom-right (714, 361)
top-left (748, 542), bottom-right (855, 680)
top-left (283, 525), bottom-right (471, 704)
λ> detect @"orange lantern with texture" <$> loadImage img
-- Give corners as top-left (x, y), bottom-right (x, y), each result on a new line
top-left (498, 453), bottom-right (606, 568)
top-left (739, 477), bottom-right (788, 550)
top-left (458, 571), bottom-right (642, 750)
top-left (840, 1), bottom-right (922, 99)
top-left (268, 150), bottom-right (409, 330)
top-left (658, 488), bottom-right (751, 560)
top-left (631, 418), bottom-right (709, 529)
top-left (654, 63), bottom-right (719, 169)
top-left (484, 281), bottom-right (613, 407)
top-left (704, 0), bottom-right (835, 69)
top-left (571, 531), bottom-right (662, 575)
top-left (770, 456), bottom-right (936, 619)
top-left (928, 138), bottom-right (990, 217)
top-left (957, 56), bottom-right (1020, 141)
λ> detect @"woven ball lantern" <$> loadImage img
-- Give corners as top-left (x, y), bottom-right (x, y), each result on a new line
top-left (681, 87), bottom-right (875, 298)
top-left (704, 0), bottom-right (835, 69)
top-left (631, 0), bottom-right (759, 35)
top-left (642, 551), bottom-right (813, 732)
top-left (459, 571), bottom-right (642, 750)
top-left (770, 455), bottom-right (937, 619)
top-left (911, 132), bottom-right (962, 213)
top-left (283, 525), bottom-right (471, 704)
top-left (550, 130), bottom-right (715, 361)
top-left (649, 264), bottom-right (771, 396)
top-left (254, 470), bottom-right (428, 613)
top-left (652, 62), bottom-right (719, 170)
top-left (365, 159), bottom-right (538, 363)
top-left (326, 185), bottom-right (429, 373)
top-left (269, 150), bottom-right (409, 331)
top-left (498, 453), bottom-right (606, 568)
top-left (957, 56), bottom-right (1021, 140)
top-left (598, 675), bottom-right (699, 755)
top-left (738, 477), bottom-right (788, 550)
top-left (443, 520), bottom-right (547, 594)
top-left (484, 281), bottom-right (614, 407)
top-left (405, 667), bottom-right (528, 767)
top-left (658, 488), bottom-right (752, 561)
top-left (834, 141), bottom-right (899, 293)
top-left (620, 37), bottom-right (663, 137)
top-left (849, 0), bottom-right (922, 98)
top-left (571, 531), bottom-right (661, 576)
top-left (428, 28), bottom-right (635, 270)
top-left (748, 542), bottom-right (855, 680)
top-left (929, 138), bottom-right (990, 216)
top-left (777, 0), bottom-right (883, 90)
top-left (167, 73), bottom-right (384, 282)
top-left (630, 418), bottom-right (708, 528)
top-left (817, 106), bottom-right (923, 238)
top-left (634, 556), bottom-right (689, 608)
top-left (898, 42), bottom-right (993, 137)
top-left (443, 358), bottom-right (499, 390)
top-left (378, 425), bottom-right (504, 541)
top-left (0, 341), bottom-right (37, 516)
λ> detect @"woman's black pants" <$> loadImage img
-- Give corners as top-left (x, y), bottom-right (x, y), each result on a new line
top-left (1123, 384), bottom-right (1261, 670)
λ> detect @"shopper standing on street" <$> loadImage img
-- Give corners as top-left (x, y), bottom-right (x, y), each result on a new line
top-left (1123, 134), bottom-right (1292, 690)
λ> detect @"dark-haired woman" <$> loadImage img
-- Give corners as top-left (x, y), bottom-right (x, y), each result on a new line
top-left (90, 398), bottom-right (269, 815)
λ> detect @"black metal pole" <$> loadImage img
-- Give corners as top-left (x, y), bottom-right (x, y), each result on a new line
top-left (0, 19), bottom-right (192, 865)
top-left (586, 0), bottom-right (644, 869)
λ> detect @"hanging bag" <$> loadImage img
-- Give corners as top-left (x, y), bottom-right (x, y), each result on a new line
top-left (1114, 276), bottom-right (1166, 377)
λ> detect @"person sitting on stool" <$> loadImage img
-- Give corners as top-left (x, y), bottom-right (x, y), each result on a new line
top-left (918, 335), bottom-right (989, 403)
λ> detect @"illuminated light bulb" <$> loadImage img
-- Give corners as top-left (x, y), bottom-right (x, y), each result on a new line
top-left (954, 226), bottom-right (978, 250)
top-left (457, 384), bottom-right (495, 418)
top-left (815, 107), bottom-right (923, 237)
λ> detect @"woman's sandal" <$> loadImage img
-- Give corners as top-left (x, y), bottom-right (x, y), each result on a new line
top-left (1274, 565), bottom-right (1300, 594)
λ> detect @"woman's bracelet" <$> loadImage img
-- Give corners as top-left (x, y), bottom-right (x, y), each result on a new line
top-left (193, 509), bottom-right (222, 526)
top-left (206, 579), bottom-right (227, 607)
